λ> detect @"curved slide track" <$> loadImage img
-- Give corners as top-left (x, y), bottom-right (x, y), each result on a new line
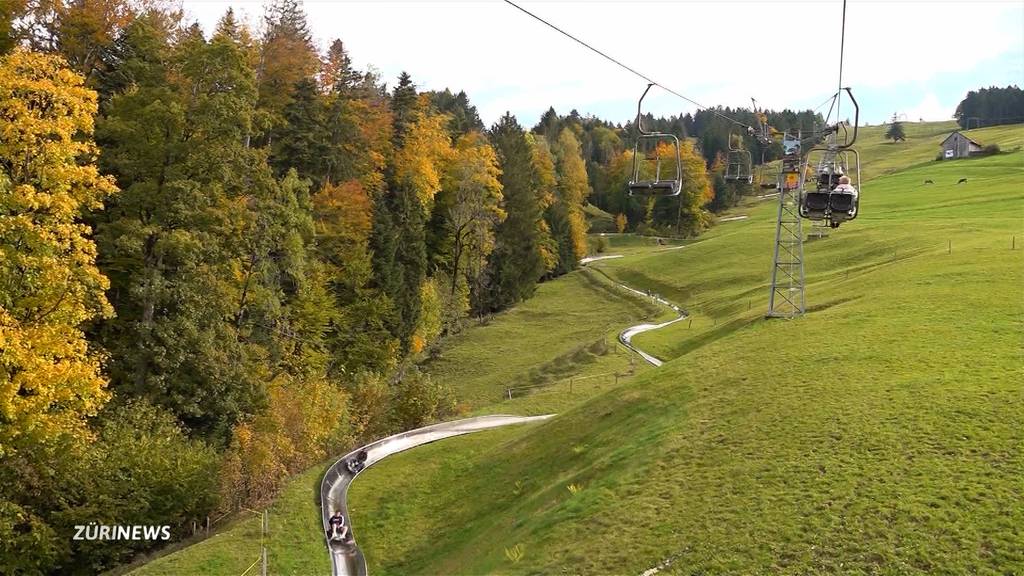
top-left (320, 414), bottom-right (553, 576)
top-left (581, 256), bottom-right (688, 367)
top-left (615, 285), bottom-right (686, 367)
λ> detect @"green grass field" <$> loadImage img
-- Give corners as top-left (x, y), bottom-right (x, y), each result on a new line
top-left (343, 123), bottom-right (1024, 574)
top-left (126, 462), bottom-right (331, 576)
top-left (127, 262), bottom-right (664, 574)
top-left (130, 122), bottom-right (1024, 575)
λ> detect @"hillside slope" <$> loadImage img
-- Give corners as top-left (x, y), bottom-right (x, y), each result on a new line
top-left (126, 264), bottom-right (661, 575)
top-left (346, 124), bottom-right (1024, 574)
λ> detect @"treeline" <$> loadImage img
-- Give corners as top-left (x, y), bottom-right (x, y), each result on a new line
top-left (544, 105), bottom-right (822, 231)
top-left (0, 2), bottom-right (821, 573)
top-left (954, 85), bottom-right (1024, 129)
top-left (0, 1), bottom-right (607, 572)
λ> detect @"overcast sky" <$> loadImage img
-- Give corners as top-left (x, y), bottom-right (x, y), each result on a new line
top-left (180, 0), bottom-right (1024, 127)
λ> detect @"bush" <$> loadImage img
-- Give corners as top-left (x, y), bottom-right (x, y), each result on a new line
top-left (982, 144), bottom-right (1001, 155)
top-left (55, 401), bottom-right (220, 573)
top-left (587, 235), bottom-right (610, 255)
top-left (219, 375), bottom-right (352, 511)
top-left (388, 365), bottom-right (456, 431)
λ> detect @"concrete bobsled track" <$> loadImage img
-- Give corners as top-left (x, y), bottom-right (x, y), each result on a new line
top-left (614, 283), bottom-right (687, 367)
top-left (581, 258), bottom-right (688, 367)
top-left (320, 414), bottom-right (553, 576)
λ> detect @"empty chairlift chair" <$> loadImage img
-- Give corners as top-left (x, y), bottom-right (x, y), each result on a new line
top-left (629, 84), bottom-right (683, 197)
top-left (724, 128), bottom-right (753, 184)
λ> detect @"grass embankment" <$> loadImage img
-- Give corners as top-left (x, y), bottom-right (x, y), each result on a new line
top-left (344, 124), bottom-right (1024, 574)
top-left (127, 463), bottom-right (331, 575)
top-left (128, 261), bottom-right (664, 574)
top-left (424, 267), bottom-right (663, 413)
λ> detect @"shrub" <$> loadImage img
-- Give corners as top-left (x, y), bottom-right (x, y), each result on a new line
top-left (587, 235), bottom-right (611, 255)
top-left (982, 144), bottom-right (1001, 155)
top-left (388, 366), bottom-right (456, 431)
top-left (219, 375), bottom-right (351, 511)
top-left (56, 401), bottom-right (220, 572)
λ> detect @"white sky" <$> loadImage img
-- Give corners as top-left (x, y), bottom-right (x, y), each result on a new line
top-left (180, 1), bottom-right (1024, 126)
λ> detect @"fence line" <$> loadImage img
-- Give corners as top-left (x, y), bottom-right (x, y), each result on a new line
top-left (504, 367), bottom-right (634, 400)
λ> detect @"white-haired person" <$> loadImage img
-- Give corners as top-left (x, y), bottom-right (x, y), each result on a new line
top-left (833, 175), bottom-right (858, 197)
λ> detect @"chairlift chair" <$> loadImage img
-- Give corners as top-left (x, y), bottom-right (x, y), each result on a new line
top-left (724, 127), bottom-right (753, 184)
top-left (798, 87), bottom-right (862, 228)
top-left (629, 84), bottom-right (682, 197)
top-left (757, 149), bottom-right (778, 189)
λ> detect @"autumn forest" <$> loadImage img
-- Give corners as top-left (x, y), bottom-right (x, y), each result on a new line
top-left (0, 1), bottom-right (823, 573)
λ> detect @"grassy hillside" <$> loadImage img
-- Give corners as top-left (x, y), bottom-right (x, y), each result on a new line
top-left (425, 267), bottom-right (662, 412)
top-left (127, 261), bottom-right (663, 574)
top-left (129, 122), bottom-right (1023, 575)
top-left (127, 463), bottom-right (331, 576)
top-left (624, 124), bottom-right (1024, 362)
top-left (345, 125), bottom-right (1024, 574)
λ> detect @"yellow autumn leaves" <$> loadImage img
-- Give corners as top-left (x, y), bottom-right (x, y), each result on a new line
top-left (0, 49), bottom-right (117, 457)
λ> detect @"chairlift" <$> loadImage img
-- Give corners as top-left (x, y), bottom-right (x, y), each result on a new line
top-left (798, 88), bottom-right (861, 228)
top-left (757, 149), bottom-right (778, 189)
top-left (629, 84), bottom-right (682, 197)
top-left (724, 127), bottom-right (753, 184)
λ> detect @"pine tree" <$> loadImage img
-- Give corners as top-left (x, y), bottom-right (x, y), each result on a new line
top-left (271, 77), bottom-right (330, 185)
top-left (885, 120), bottom-right (906, 142)
top-left (391, 71), bottom-right (419, 146)
top-left (322, 39), bottom-right (363, 95)
top-left (371, 75), bottom-right (439, 353)
top-left (426, 88), bottom-right (484, 137)
top-left (315, 181), bottom-right (397, 373)
top-left (480, 113), bottom-right (545, 312)
top-left (257, 0), bottom-right (319, 128)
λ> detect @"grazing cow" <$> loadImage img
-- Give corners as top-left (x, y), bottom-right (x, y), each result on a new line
top-left (957, 178), bottom-right (968, 184)
top-left (924, 179), bottom-right (933, 184)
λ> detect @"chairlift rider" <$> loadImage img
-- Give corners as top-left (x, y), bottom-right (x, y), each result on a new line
top-left (816, 162), bottom-right (843, 192)
top-left (828, 175), bottom-right (858, 227)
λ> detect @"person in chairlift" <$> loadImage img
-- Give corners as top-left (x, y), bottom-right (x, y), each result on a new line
top-left (833, 174), bottom-right (858, 197)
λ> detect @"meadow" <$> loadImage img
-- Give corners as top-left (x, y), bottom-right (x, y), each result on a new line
top-left (129, 122), bottom-right (1024, 575)
top-left (345, 123), bottom-right (1024, 574)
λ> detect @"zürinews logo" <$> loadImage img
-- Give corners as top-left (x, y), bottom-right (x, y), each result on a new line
top-left (73, 524), bottom-right (171, 541)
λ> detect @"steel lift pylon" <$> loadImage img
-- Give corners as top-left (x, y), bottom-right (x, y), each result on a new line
top-left (767, 132), bottom-right (806, 318)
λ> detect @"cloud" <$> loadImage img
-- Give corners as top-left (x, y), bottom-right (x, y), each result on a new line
top-left (903, 93), bottom-right (954, 122)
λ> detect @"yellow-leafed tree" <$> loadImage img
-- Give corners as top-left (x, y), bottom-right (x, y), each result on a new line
top-left (0, 50), bottom-right (117, 457)
top-left (393, 109), bottom-right (455, 207)
top-left (440, 132), bottom-right (505, 312)
top-left (526, 134), bottom-right (559, 274)
top-left (550, 128), bottom-right (591, 272)
top-left (615, 212), bottom-right (628, 233)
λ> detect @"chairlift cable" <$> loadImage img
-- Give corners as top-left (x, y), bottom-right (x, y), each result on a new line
top-left (835, 0), bottom-right (848, 127)
top-left (502, 0), bottom-right (754, 132)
